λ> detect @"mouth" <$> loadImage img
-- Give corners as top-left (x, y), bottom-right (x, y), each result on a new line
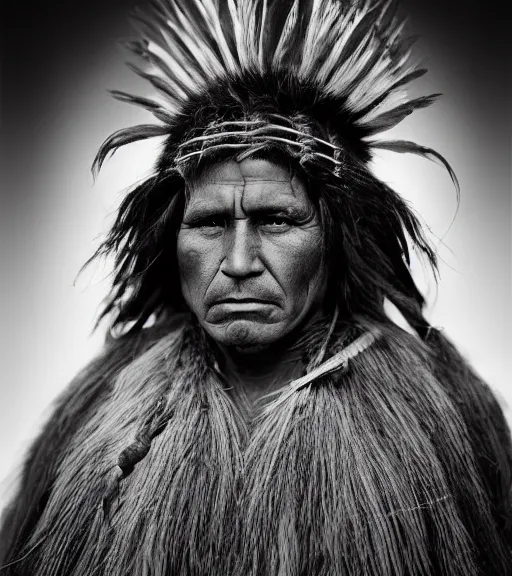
top-left (206, 298), bottom-right (280, 324)
top-left (213, 297), bottom-right (273, 305)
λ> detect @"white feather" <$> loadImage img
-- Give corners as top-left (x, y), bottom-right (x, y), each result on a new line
top-left (227, 0), bottom-right (244, 66)
top-left (171, 2), bottom-right (225, 77)
top-left (258, 0), bottom-right (268, 72)
top-left (194, 0), bottom-right (238, 73)
top-left (114, 0), bottom-right (429, 143)
top-left (272, 0), bottom-right (300, 70)
top-left (147, 42), bottom-right (197, 96)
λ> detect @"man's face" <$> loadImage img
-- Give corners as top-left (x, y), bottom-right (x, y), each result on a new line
top-left (177, 158), bottom-right (326, 350)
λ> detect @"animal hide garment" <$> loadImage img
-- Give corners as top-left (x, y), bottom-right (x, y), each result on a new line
top-left (0, 316), bottom-right (511, 575)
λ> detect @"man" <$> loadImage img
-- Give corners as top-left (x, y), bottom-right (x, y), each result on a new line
top-left (1, 0), bottom-right (511, 574)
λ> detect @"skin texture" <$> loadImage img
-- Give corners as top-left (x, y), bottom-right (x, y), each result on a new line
top-left (177, 158), bottom-right (326, 353)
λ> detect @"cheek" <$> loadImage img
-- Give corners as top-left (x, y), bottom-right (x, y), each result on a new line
top-left (266, 229), bottom-right (325, 302)
top-left (177, 231), bottom-right (221, 306)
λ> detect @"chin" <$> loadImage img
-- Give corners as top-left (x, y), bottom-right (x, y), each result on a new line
top-left (203, 319), bottom-right (286, 352)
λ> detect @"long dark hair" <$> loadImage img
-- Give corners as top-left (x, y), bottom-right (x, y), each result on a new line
top-left (90, 137), bottom-right (437, 341)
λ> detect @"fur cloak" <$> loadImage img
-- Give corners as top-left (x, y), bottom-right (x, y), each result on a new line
top-left (1, 313), bottom-right (511, 575)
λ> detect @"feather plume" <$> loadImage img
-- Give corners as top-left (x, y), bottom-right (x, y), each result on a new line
top-left (92, 125), bottom-right (169, 176)
top-left (370, 139), bottom-right (461, 200)
top-left (95, 0), bottom-right (444, 171)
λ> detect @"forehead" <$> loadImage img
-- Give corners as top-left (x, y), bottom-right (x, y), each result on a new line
top-left (185, 158), bottom-right (310, 212)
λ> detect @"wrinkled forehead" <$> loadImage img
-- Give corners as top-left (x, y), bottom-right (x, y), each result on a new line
top-left (184, 158), bottom-right (311, 213)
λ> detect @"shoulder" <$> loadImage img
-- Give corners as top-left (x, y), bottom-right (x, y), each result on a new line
top-left (44, 312), bottom-right (190, 441)
top-left (0, 312), bottom-right (189, 567)
top-left (361, 320), bottom-right (512, 539)
top-left (350, 320), bottom-right (511, 479)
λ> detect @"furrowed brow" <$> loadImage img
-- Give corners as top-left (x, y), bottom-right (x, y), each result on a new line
top-left (249, 206), bottom-right (304, 217)
top-left (183, 204), bottom-right (231, 223)
top-left (248, 205), bottom-right (316, 224)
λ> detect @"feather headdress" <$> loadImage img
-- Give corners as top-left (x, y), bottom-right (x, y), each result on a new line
top-left (93, 0), bottom-right (457, 183)
top-left (91, 0), bottom-right (458, 332)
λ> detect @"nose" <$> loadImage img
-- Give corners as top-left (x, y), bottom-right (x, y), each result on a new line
top-left (220, 220), bottom-right (264, 279)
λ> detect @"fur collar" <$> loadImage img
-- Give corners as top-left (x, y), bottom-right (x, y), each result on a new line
top-left (2, 316), bottom-right (511, 575)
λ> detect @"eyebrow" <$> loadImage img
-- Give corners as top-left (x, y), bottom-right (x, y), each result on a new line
top-left (183, 204), bottom-right (313, 224)
top-left (204, 179), bottom-right (293, 183)
top-left (249, 206), bottom-right (310, 219)
top-left (182, 206), bottom-right (231, 223)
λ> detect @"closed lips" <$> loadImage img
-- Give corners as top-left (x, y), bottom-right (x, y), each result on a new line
top-left (214, 298), bottom-right (272, 304)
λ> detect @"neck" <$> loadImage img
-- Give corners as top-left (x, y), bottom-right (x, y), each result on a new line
top-left (215, 312), bottom-right (330, 402)
top-left (220, 343), bottom-right (305, 399)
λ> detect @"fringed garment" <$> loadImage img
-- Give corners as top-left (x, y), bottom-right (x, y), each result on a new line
top-left (1, 314), bottom-right (511, 575)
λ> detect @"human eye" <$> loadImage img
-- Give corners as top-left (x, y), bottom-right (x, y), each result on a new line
top-left (256, 214), bottom-right (293, 228)
top-left (188, 214), bottom-right (227, 228)
top-left (198, 216), bottom-right (226, 228)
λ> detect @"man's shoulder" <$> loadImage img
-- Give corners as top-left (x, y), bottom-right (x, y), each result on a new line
top-left (9, 313), bottom-right (191, 490)
top-left (47, 313), bottom-right (190, 428)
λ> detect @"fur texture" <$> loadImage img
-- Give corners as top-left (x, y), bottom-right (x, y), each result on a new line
top-left (1, 316), bottom-right (511, 575)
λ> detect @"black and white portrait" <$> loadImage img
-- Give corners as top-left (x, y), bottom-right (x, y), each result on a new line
top-left (1, 0), bottom-right (510, 574)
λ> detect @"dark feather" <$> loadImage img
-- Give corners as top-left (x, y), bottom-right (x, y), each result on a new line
top-left (109, 90), bottom-right (174, 123)
top-left (364, 94), bottom-right (441, 135)
top-left (355, 68), bottom-right (428, 121)
top-left (92, 125), bottom-right (169, 177)
top-left (370, 139), bottom-right (460, 201)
